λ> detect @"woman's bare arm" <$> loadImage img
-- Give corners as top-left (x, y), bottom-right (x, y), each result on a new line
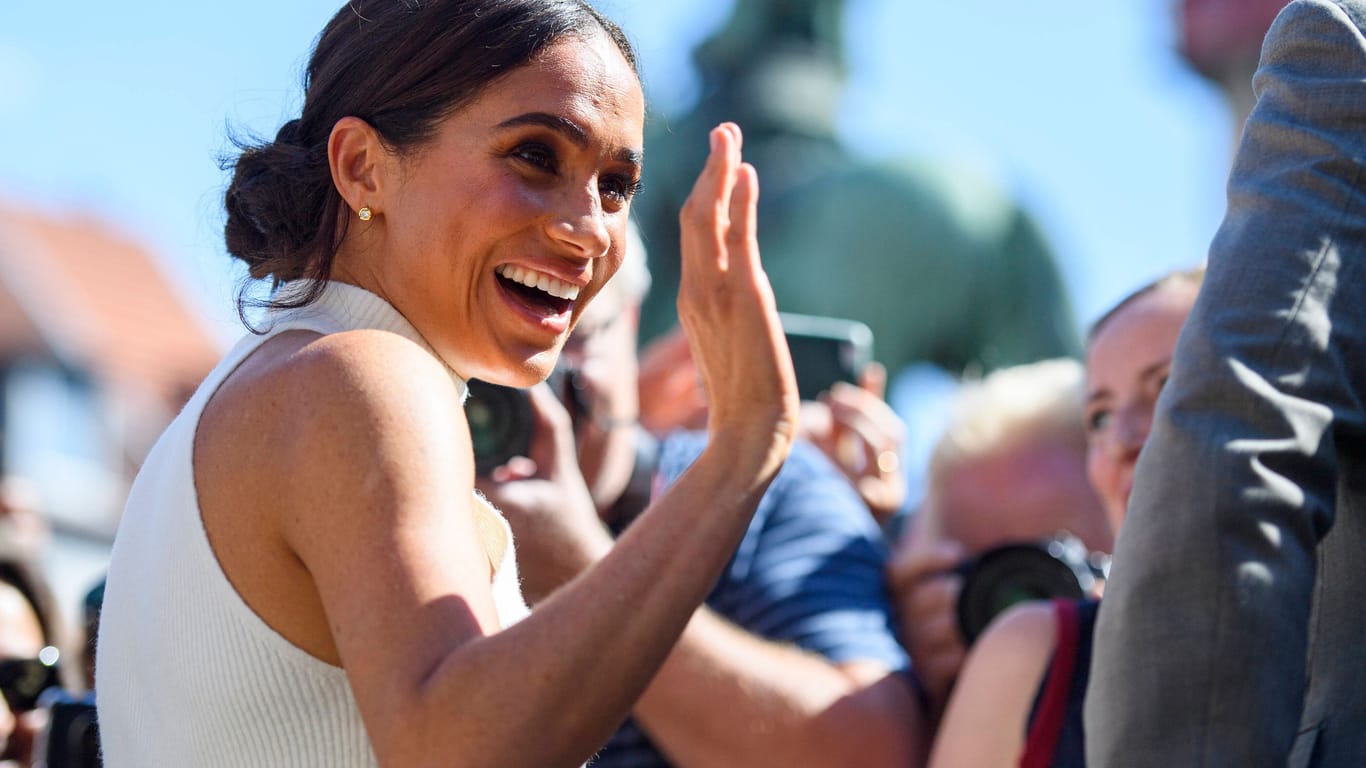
top-left (926, 602), bottom-right (1057, 768)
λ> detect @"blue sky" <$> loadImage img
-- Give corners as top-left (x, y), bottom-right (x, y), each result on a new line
top-left (0, 1), bottom-right (1235, 343)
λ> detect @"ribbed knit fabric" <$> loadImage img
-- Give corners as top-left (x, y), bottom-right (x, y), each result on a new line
top-left (96, 280), bottom-right (530, 767)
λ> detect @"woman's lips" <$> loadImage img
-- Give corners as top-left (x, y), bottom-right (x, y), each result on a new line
top-left (495, 272), bottom-right (574, 334)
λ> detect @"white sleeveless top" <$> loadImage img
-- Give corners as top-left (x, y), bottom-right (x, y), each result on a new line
top-left (95, 281), bottom-right (530, 767)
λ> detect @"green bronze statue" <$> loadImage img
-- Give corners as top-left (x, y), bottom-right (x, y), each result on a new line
top-left (634, 0), bottom-right (1080, 379)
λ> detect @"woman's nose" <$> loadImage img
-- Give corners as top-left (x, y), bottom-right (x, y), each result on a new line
top-left (548, 185), bottom-right (611, 260)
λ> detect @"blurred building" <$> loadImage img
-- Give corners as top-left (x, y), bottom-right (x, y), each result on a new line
top-left (0, 204), bottom-right (220, 539)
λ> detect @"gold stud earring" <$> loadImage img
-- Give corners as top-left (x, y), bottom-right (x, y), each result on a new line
top-left (358, 206), bottom-right (373, 222)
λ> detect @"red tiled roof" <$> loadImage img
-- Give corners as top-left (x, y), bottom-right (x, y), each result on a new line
top-left (0, 205), bottom-right (221, 411)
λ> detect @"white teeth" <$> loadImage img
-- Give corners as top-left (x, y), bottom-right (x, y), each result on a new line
top-left (496, 265), bottom-right (580, 301)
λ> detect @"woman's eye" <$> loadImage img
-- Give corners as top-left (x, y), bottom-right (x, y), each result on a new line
top-left (513, 143), bottom-right (556, 172)
top-left (600, 175), bottom-right (643, 205)
top-left (1086, 409), bottom-right (1111, 434)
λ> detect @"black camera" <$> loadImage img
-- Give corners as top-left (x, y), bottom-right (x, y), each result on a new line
top-left (35, 689), bottom-right (100, 768)
top-left (465, 379), bottom-right (537, 476)
top-left (954, 534), bottom-right (1108, 645)
top-left (465, 366), bottom-right (585, 476)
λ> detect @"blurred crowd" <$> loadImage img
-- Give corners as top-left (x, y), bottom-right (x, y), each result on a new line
top-left (8, 0), bottom-right (1357, 765)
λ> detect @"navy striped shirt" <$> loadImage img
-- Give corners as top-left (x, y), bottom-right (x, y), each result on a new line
top-left (593, 431), bottom-right (910, 767)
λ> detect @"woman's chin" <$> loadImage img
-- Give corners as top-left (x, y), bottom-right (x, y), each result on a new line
top-left (464, 352), bottom-right (560, 389)
top-left (505, 367), bottom-right (555, 388)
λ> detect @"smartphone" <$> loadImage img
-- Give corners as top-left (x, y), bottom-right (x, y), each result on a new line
top-left (780, 312), bottom-right (874, 401)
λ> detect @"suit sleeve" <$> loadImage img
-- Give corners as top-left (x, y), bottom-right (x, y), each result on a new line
top-left (1085, 1), bottom-right (1366, 765)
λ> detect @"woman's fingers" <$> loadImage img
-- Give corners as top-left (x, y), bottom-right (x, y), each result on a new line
top-left (726, 162), bottom-right (760, 278)
top-left (680, 124), bottom-right (741, 276)
top-left (674, 122), bottom-right (798, 459)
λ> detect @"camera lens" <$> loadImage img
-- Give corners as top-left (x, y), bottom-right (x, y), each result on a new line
top-left (955, 543), bottom-right (1087, 645)
top-left (465, 380), bottom-right (535, 476)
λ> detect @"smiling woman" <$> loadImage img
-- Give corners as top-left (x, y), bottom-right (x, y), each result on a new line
top-left (93, 2), bottom-right (799, 767)
top-left (320, 30), bottom-right (646, 386)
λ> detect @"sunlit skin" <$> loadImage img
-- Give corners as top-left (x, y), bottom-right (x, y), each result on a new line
top-left (1084, 282), bottom-right (1200, 531)
top-left (196, 27), bottom-right (648, 686)
top-left (330, 32), bottom-right (645, 387)
top-left (164, 7), bottom-right (804, 757)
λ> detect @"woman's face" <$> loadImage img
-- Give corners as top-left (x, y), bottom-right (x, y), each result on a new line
top-left (344, 32), bottom-right (645, 387)
top-left (1084, 282), bottom-right (1199, 530)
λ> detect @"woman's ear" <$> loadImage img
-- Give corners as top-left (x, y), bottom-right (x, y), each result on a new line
top-left (328, 116), bottom-right (389, 218)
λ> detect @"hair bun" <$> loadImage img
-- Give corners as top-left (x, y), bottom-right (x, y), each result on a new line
top-left (223, 130), bottom-right (329, 283)
top-left (275, 118), bottom-right (304, 147)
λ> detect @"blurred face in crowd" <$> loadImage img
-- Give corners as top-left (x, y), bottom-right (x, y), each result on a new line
top-left (1084, 282), bottom-right (1200, 530)
top-left (0, 581), bottom-right (46, 765)
top-left (557, 268), bottom-right (642, 516)
top-left (931, 439), bottom-right (1113, 558)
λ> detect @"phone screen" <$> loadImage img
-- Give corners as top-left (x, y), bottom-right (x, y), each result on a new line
top-left (780, 313), bottom-right (874, 401)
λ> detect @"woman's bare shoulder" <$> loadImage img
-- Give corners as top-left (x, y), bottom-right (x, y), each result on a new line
top-left (194, 327), bottom-right (491, 674)
top-left (216, 328), bottom-right (459, 428)
top-left (199, 327), bottom-right (472, 500)
top-left (270, 327), bottom-right (457, 407)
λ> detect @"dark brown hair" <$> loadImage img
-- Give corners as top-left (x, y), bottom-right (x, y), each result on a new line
top-left (223, 0), bottom-right (638, 325)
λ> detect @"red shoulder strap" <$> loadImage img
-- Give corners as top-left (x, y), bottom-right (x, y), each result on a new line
top-left (1018, 599), bottom-right (1080, 768)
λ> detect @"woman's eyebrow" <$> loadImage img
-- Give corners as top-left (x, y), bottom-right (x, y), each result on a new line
top-left (497, 111), bottom-right (642, 167)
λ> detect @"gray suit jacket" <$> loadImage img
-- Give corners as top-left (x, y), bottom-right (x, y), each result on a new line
top-left (1085, 1), bottom-right (1366, 766)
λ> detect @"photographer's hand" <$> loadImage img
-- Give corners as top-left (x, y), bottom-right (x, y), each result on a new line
top-left (475, 384), bottom-right (612, 604)
top-left (887, 530), bottom-right (967, 720)
top-left (802, 362), bottom-right (907, 524)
